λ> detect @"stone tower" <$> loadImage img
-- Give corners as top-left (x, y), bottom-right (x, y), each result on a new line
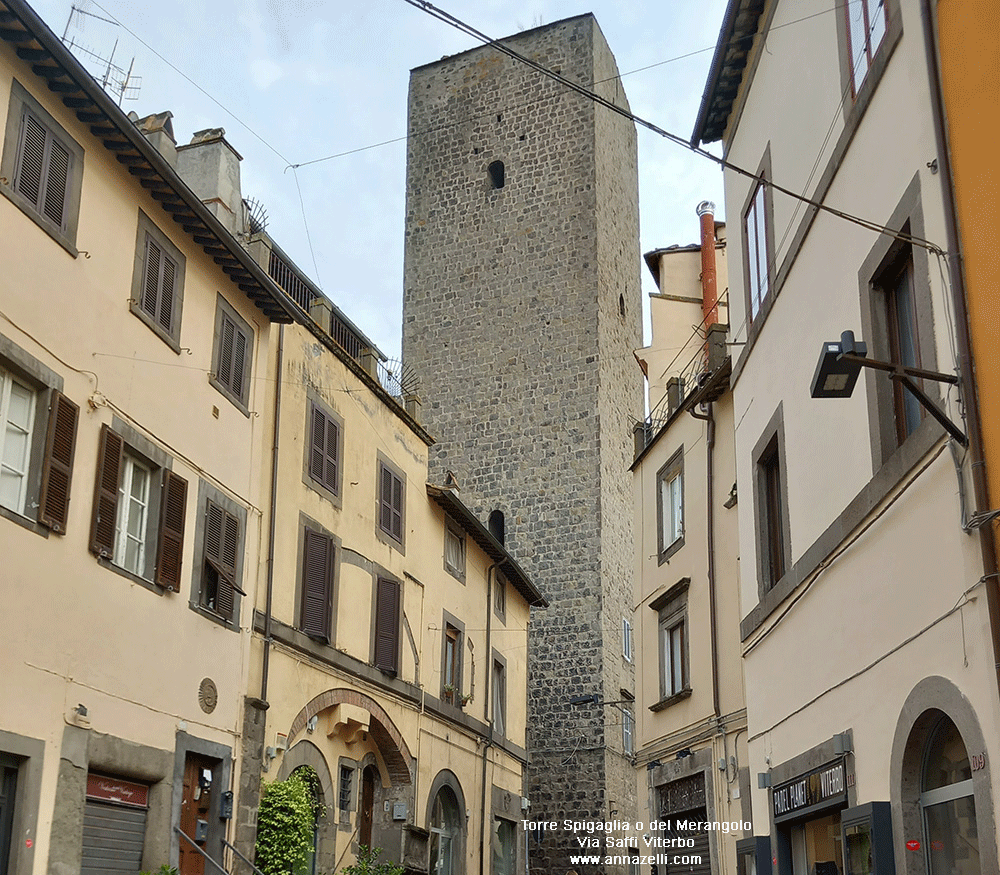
top-left (402, 15), bottom-right (641, 872)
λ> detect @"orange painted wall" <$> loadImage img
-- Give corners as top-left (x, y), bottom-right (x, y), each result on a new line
top-left (937, 0), bottom-right (1000, 514)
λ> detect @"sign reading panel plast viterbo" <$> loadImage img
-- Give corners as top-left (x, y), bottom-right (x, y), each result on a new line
top-left (772, 760), bottom-right (847, 822)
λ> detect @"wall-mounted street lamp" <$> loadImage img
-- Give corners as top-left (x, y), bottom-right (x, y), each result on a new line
top-left (810, 330), bottom-right (966, 447)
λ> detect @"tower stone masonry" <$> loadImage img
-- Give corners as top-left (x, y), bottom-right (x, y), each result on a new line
top-left (402, 15), bottom-right (641, 873)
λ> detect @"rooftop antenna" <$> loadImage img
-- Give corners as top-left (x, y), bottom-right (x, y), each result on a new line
top-left (61, 4), bottom-right (141, 105)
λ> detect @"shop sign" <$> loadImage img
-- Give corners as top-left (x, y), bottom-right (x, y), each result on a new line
top-left (772, 760), bottom-right (846, 819)
top-left (86, 773), bottom-right (149, 808)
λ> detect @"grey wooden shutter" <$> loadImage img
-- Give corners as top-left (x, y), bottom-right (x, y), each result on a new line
top-left (374, 577), bottom-right (400, 674)
top-left (390, 473), bottom-right (403, 539)
top-left (310, 407), bottom-right (338, 493)
top-left (300, 529), bottom-right (333, 641)
top-left (217, 314), bottom-right (249, 402)
top-left (38, 390), bottom-right (78, 533)
top-left (204, 500), bottom-right (239, 619)
top-left (217, 317), bottom-right (235, 390)
top-left (14, 110), bottom-right (70, 230)
top-left (159, 253), bottom-right (176, 332)
top-left (90, 425), bottom-right (122, 556)
top-left (155, 472), bottom-right (187, 591)
top-left (379, 465), bottom-right (403, 541)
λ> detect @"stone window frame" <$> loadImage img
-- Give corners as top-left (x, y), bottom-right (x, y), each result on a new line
top-left (443, 516), bottom-right (466, 582)
top-left (493, 571), bottom-right (506, 624)
top-left (491, 651), bottom-right (507, 740)
top-left (302, 390), bottom-right (344, 508)
top-left (337, 757), bottom-right (357, 822)
top-left (129, 209), bottom-right (186, 353)
top-left (375, 452), bottom-right (406, 554)
top-left (0, 79), bottom-right (85, 256)
top-left (649, 578), bottom-right (692, 711)
top-left (656, 445), bottom-right (685, 565)
top-left (741, 145), bottom-right (775, 335)
top-left (440, 610), bottom-right (465, 706)
top-left (209, 294), bottom-right (254, 417)
top-left (0, 334), bottom-right (64, 537)
top-left (293, 512), bottom-right (342, 646)
top-left (857, 174), bottom-right (941, 475)
top-left (835, 0), bottom-right (903, 113)
top-left (752, 403), bottom-right (792, 599)
top-left (187, 478), bottom-right (247, 631)
top-left (93, 416), bottom-right (177, 596)
top-left (0, 729), bottom-right (44, 875)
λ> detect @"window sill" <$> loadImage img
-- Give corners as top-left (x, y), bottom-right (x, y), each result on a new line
top-left (649, 688), bottom-right (692, 712)
top-left (208, 375), bottom-right (251, 418)
top-left (0, 504), bottom-right (49, 538)
top-left (375, 525), bottom-right (405, 556)
top-left (188, 601), bottom-right (238, 631)
top-left (129, 302), bottom-right (182, 354)
top-left (0, 186), bottom-right (79, 258)
top-left (97, 555), bottom-right (165, 596)
top-left (657, 535), bottom-right (685, 565)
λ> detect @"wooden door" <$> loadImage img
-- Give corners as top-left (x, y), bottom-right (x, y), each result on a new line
top-left (359, 767), bottom-right (375, 849)
top-left (179, 754), bottom-right (215, 875)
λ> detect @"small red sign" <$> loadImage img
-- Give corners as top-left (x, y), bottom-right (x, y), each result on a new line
top-left (25, 839), bottom-right (32, 848)
top-left (931, 841), bottom-right (945, 851)
top-left (86, 774), bottom-right (149, 808)
top-left (906, 840), bottom-right (921, 851)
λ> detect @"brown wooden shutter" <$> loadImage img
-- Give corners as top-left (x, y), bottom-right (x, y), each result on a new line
top-left (141, 237), bottom-right (162, 318)
top-left (379, 465), bottom-right (393, 533)
top-left (374, 577), bottom-right (400, 674)
top-left (204, 499), bottom-right (239, 620)
top-left (309, 407), bottom-right (338, 493)
top-left (37, 390), bottom-right (78, 533)
top-left (218, 316), bottom-right (235, 390)
top-left (90, 425), bottom-right (122, 557)
top-left (159, 254), bottom-right (176, 332)
top-left (300, 528), bottom-right (333, 641)
top-left (42, 138), bottom-right (70, 229)
top-left (155, 471), bottom-right (187, 591)
top-left (390, 472), bottom-right (403, 540)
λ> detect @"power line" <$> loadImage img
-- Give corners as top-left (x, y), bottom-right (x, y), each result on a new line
top-left (402, 0), bottom-right (946, 258)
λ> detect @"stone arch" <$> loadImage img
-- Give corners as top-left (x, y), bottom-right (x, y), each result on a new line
top-left (426, 770), bottom-right (467, 875)
top-left (277, 740), bottom-right (336, 873)
top-left (889, 676), bottom-right (997, 874)
top-left (288, 688), bottom-right (414, 785)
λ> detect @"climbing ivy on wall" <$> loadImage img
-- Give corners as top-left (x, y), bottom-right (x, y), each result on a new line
top-left (254, 768), bottom-right (319, 875)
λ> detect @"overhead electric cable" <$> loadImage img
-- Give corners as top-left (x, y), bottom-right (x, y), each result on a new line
top-left (402, 0), bottom-right (945, 257)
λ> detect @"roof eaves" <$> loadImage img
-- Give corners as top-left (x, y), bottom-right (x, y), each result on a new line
top-left (426, 485), bottom-right (548, 608)
top-left (0, 0), bottom-right (301, 325)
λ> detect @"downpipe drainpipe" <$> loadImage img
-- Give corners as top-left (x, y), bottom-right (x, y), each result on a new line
top-left (480, 560), bottom-right (501, 875)
top-left (261, 324), bottom-right (284, 704)
top-left (689, 402), bottom-right (721, 722)
top-left (920, 0), bottom-right (1000, 697)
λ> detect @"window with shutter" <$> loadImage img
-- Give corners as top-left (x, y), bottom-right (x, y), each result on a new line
top-left (492, 657), bottom-right (506, 737)
top-left (1, 81), bottom-right (84, 252)
top-left (377, 459), bottom-right (405, 548)
top-left (373, 576), bottom-right (400, 674)
top-left (0, 368), bottom-right (37, 516)
top-left (210, 297), bottom-right (254, 413)
top-left (88, 424), bottom-right (188, 589)
top-left (201, 498), bottom-right (241, 620)
top-left (444, 520), bottom-right (465, 581)
top-left (300, 528), bottom-right (334, 641)
top-left (129, 212), bottom-right (186, 350)
top-left (308, 405), bottom-right (340, 496)
top-left (37, 390), bottom-right (78, 533)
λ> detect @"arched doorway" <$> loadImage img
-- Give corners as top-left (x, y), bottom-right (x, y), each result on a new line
top-left (920, 713), bottom-right (980, 874)
top-left (429, 785), bottom-right (462, 875)
top-left (291, 765), bottom-right (323, 875)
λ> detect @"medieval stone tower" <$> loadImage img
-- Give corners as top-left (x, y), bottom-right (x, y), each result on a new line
top-left (402, 15), bottom-right (641, 872)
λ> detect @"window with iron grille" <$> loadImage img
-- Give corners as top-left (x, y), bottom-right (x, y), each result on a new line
top-left (130, 211), bottom-right (185, 351)
top-left (210, 296), bottom-right (254, 414)
top-left (1, 81), bottom-right (84, 252)
top-left (338, 764), bottom-right (354, 812)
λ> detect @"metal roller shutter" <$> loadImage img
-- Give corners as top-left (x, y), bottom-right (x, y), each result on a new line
top-left (81, 800), bottom-right (147, 873)
top-left (665, 807), bottom-right (712, 875)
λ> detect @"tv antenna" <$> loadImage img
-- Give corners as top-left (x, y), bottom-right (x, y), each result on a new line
top-left (61, 4), bottom-right (141, 105)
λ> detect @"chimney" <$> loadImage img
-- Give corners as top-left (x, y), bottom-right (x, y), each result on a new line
top-left (696, 200), bottom-right (719, 329)
top-left (131, 111), bottom-right (177, 167)
top-left (175, 128), bottom-right (244, 237)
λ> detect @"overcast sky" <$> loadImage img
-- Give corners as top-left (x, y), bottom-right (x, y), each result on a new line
top-left (28, 0), bottom-right (731, 358)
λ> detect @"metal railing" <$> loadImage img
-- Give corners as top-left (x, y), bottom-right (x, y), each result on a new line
top-left (222, 838), bottom-right (267, 875)
top-left (175, 827), bottom-right (230, 875)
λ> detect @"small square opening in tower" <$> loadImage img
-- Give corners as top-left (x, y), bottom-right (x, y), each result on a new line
top-left (488, 161), bottom-right (505, 190)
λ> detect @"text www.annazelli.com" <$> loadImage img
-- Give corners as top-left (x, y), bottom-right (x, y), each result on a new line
top-left (570, 855), bottom-right (703, 866)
